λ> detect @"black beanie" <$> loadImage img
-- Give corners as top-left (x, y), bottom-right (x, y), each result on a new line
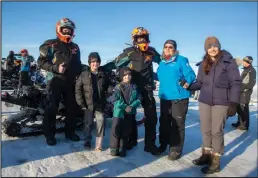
top-left (119, 67), bottom-right (131, 81)
top-left (243, 56), bottom-right (253, 64)
top-left (88, 52), bottom-right (101, 64)
top-left (164, 40), bottom-right (177, 50)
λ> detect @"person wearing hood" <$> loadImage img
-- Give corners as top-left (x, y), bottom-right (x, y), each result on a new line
top-left (188, 36), bottom-right (241, 174)
top-left (232, 56), bottom-right (256, 131)
top-left (156, 40), bottom-right (196, 160)
top-left (108, 67), bottom-right (142, 157)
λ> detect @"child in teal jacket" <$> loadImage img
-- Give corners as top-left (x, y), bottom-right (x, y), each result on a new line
top-left (109, 67), bottom-right (141, 157)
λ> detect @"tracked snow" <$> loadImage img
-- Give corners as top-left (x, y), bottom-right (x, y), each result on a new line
top-left (1, 96), bottom-right (257, 177)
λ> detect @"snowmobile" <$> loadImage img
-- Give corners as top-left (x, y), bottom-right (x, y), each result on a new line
top-left (1, 64), bottom-right (83, 137)
top-left (1, 83), bottom-right (85, 137)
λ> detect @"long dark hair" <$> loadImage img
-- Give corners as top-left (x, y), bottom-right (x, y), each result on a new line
top-left (203, 51), bottom-right (222, 75)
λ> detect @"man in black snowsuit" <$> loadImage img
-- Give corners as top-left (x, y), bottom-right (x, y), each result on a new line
top-left (37, 18), bottom-right (81, 146)
top-left (232, 56), bottom-right (256, 131)
top-left (103, 27), bottom-right (161, 155)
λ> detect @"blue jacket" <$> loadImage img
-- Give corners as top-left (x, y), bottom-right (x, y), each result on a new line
top-left (157, 54), bottom-right (196, 100)
top-left (20, 55), bottom-right (34, 72)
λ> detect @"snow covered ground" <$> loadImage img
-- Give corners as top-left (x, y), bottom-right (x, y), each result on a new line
top-left (1, 96), bottom-right (258, 177)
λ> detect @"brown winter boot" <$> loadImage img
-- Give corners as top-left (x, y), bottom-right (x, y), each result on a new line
top-left (201, 152), bottom-right (221, 174)
top-left (192, 148), bottom-right (211, 166)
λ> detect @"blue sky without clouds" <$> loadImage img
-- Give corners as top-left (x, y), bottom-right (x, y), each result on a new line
top-left (2, 2), bottom-right (257, 69)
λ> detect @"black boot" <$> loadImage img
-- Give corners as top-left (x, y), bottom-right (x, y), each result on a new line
top-left (119, 149), bottom-right (127, 157)
top-left (192, 149), bottom-right (211, 166)
top-left (231, 122), bottom-right (240, 128)
top-left (201, 153), bottom-right (221, 174)
top-left (110, 149), bottom-right (119, 156)
top-left (65, 132), bottom-right (80, 142)
top-left (158, 144), bottom-right (168, 153)
top-left (46, 136), bottom-right (57, 146)
top-left (144, 145), bottom-right (161, 156)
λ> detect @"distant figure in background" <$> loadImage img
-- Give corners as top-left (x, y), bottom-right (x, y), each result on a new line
top-left (232, 56), bottom-right (256, 131)
top-left (6, 50), bottom-right (16, 71)
top-left (18, 49), bottom-right (35, 88)
top-left (188, 36), bottom-right (241, 174)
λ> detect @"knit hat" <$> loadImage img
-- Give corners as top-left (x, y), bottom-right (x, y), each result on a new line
top-left (204, 36), bottom-right (221, 52)
top-left (243, 56), bottom-right (253, 64)
top-left (88, 52), bottom-right (101, 64)
top-left (119, 67), bottom-right (131, 81)
top-left (164, 40), bottom-right (177, 50)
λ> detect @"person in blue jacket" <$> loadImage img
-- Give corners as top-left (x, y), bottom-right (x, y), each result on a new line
top-left (18, 49), bottom-right (35, 88)
top-left (157, 40), bottom-right (196, 160)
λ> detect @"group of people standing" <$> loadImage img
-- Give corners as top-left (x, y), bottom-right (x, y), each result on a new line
top-left (35, 17), bottom-right (256, 174)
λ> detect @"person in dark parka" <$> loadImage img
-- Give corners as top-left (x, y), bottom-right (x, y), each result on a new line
top-left (188, 36), bottom-right (241, 174)
top-left (232, 56), bottom-right (256, 131)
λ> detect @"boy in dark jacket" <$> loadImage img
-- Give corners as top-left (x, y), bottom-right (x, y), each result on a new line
top-left (75, 52), bottom-right (110, 151)
top-left (109, 67), bottom-right (141, 157)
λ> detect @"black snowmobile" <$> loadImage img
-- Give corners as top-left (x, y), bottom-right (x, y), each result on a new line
top-left (1, 84), bottom-right (85, 137)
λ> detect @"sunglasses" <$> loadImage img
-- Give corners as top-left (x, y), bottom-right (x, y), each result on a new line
top-left (164, 46), bottom-right (173, 49)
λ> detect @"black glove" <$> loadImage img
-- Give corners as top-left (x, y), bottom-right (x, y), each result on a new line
top-left (227, 103), bottom-right (237, 117)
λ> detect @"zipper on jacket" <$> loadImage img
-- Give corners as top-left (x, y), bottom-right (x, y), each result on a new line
top-left (212, 64), bottom-right (217, 105)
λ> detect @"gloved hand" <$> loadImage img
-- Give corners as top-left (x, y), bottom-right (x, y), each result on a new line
top-left (227, 103), bottom-right (237, 117)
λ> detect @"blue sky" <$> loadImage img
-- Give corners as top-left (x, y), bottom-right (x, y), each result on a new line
top-left (2, 2), bottom-right (257, 69)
